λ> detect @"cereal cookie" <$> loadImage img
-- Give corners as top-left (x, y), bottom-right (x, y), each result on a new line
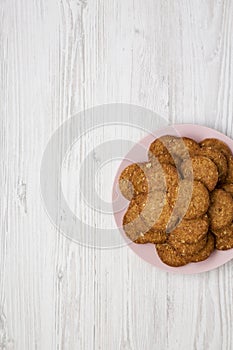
top-left (156, 243), bottom-right (188, 267)
top-left (222, 183), bottom-right (233, 197)
top-left (119, 162), bottom-right (167, 199)
top-left (179, 137), bottom-right (200, 158)
top-left (175, 180), bottom-right (210, 220)
top-left (198, 147), bottom-right (228, 183)
top-left (225, 156), bottom-right (233, 183)
top-left (123, 194), bottom-right (167, 243)
top-left (123, 195), bottom-right (149, 240)
top-left (160, 164), bottom-right (179, 207)
top-left (149, 136), bottom-right (200, 165)
top-left (211, 222), bottom-right (233, 238)
top-left (148, 136), bottom-right (176, 165)
top-left (208, 189), bottom-right (233, 230)
top-left (134, 229), bottom-right (167, 244)
top-left (168, 235), bottom-right (207, 256)
top-left (168, 215), bottom-right (209, 244)
top-left (215, 235), bottom-right (233, 250)
top-left (140, 191), bottom-right (172, 232)
top-left (200, 138), bottom-right (232, 161)
top-left (119, 163), bottom-right (137, 200)
top-left (189, 233), bottom-right (215, 262)
top-left (181, 156), bottom-right (218, 191)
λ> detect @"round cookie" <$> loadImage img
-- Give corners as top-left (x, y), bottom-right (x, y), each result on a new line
top-left (123, 195), bottom-right (149, 241)
top-left (215, 235), bottom-right (233, 250)
top-left (168, 235), bottom-right (207, 256)
top-left (160, 163), bottom-right (179, 207)
top-left (181, 155), bottom-right (218, 191)
top-left (211, 222), bottom-right (233, 238)
top-left (208, 189), bottom-right (233, 230)
top-left (155, 243), bottom-right (188, 267)
top-left (198, 147), bottom-right (228, 183)
top-left (123, 194), bottom-right (167, 243)
top-left (149, 136), bottom-right (199, 165)
top-left (222, 183), bottom-right (233, 197)
top-left (120, 162), bottom-right (167, 199)
top-left (179, 137), bottom-right (200, 158)
top-left (134, 229), bottom-right (167, 244)
top-left (225, 156), bottom-right (233, 183)
top-left (131, 163), bottom-right (147, 195)
top-left (140, 191), bottom-right (172, 232)
top-left (200, 138), bottom-right (232, 161)
top-left (131, 162), bottom-right (176, 195)
top-left (148, 136), bottom-right (176, 165)
top-left (189, 233), bottom-right (215, 262)
top-left (119, 163), bottom-right (137, 200)
top-left (168, 215), bottom-right (209, 244)
top-left (174, 180), bottom-right (210, 220)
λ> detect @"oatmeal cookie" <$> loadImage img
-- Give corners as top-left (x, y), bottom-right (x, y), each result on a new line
top-left (179, 137), bottom-right (200, 158)
top-left (200, 138), bottom-right (232, 161)
top-left (225, 156), bottom-right (233, 183)
top-left (198, 147), bottom-right (228, 183)
top-left (119, 163), bottom-right (137, 200)
top-left (222, 183), bottom-right (233, 197)
top-left (211, 222), bottom-right (233, 238)
top-left (181, 155), bottom-right (218, 191)
top-left (168, 215), bottom-right (209, 244)
top-left (160, 164), bottom-right (179, 207)
top-left (215, 235), bottom-right (233, 250)
top-left (123, 195), bottom-right (149, 241)
top-left (155, 243), bottom-right (188, 267)
top-left (168, 235), bottom-right (207, 256)
top-left (140, 191), bottom-right (172, 232)
top-left (148, 136), bottom-right (177, 165)
top-left (174, 180), bottom-right (210, 220)
top-left (208, 189), bottom-right (233, 230)
top-left (189, 233), bottom-right (215, 262)
top-left (134, 229), bottom-right (167, 244)
top-left (119, 162), bottom-right (167, 199)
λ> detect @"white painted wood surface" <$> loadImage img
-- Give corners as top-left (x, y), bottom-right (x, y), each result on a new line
top-left (1, 0), bottom-right (233, 349)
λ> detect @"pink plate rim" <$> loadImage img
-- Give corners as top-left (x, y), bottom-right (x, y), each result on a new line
top-left (112, 123), bottom-right (233, 274)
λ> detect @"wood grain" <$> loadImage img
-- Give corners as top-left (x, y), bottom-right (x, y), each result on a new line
top-left (1, 0), bottom-right (233, 349)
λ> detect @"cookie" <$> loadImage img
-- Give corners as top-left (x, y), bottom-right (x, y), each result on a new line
top-left (225, 156), bottom-right (233, 183)
top-left (160, 163), bottom-right (179, 207)
top-left (134, 229), bottom-right (167, 244)
top-left (149, 135), bottom-right (200, 164)
top-left (168, 235), bottom-right (207, 256)
top-left (119, 162), bottom-right (167, 199)
top-left (130, 163), bottom-right (148, 194)
top-left (178, 137), bottom-right (200, 158)
top-left (189, 233), bottom-right (215, 262)
top-left (123, 193), bottom-right (167, 243)
top-left (148, 136), bottom-right (176, 165)
top-left (215, 235), bottom-right (233, 250)
top-left (200, 138), bottom-right (232, 161)
top-left (198, 147), bottom-right (228, 183)
top-left (222, 183), bottom-right (233, 197)
top-left (181, 155), bottom-right (218, 191)
top-left (208, 189), bottom-right (233, 230)
top-left (123, 195), bottom-right (149, 241)
top-left (168, 215), bottom-right (209, 244)
top-left (140, 191), bottom-right (172, 232)
top-left (174, 180), bottom-right (210, 220)
top-left (155, 243), bottom-right (188, 267)
top-left (211, 222), bottom-right (233, 238)
top-left (119, 163), bottom-right (137, 200)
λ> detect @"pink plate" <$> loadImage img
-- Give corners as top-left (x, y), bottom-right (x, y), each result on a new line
top-left (112, 124), bottom-right (233, 274)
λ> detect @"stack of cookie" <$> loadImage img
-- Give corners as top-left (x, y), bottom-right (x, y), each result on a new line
top-left (201, 139), bottom-right (233, 250)
top-left (119, 136), bottom-right (233, 267)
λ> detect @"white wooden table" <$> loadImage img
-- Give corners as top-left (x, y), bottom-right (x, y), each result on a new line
top-left (1, 1), bottom-right (233, 349)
